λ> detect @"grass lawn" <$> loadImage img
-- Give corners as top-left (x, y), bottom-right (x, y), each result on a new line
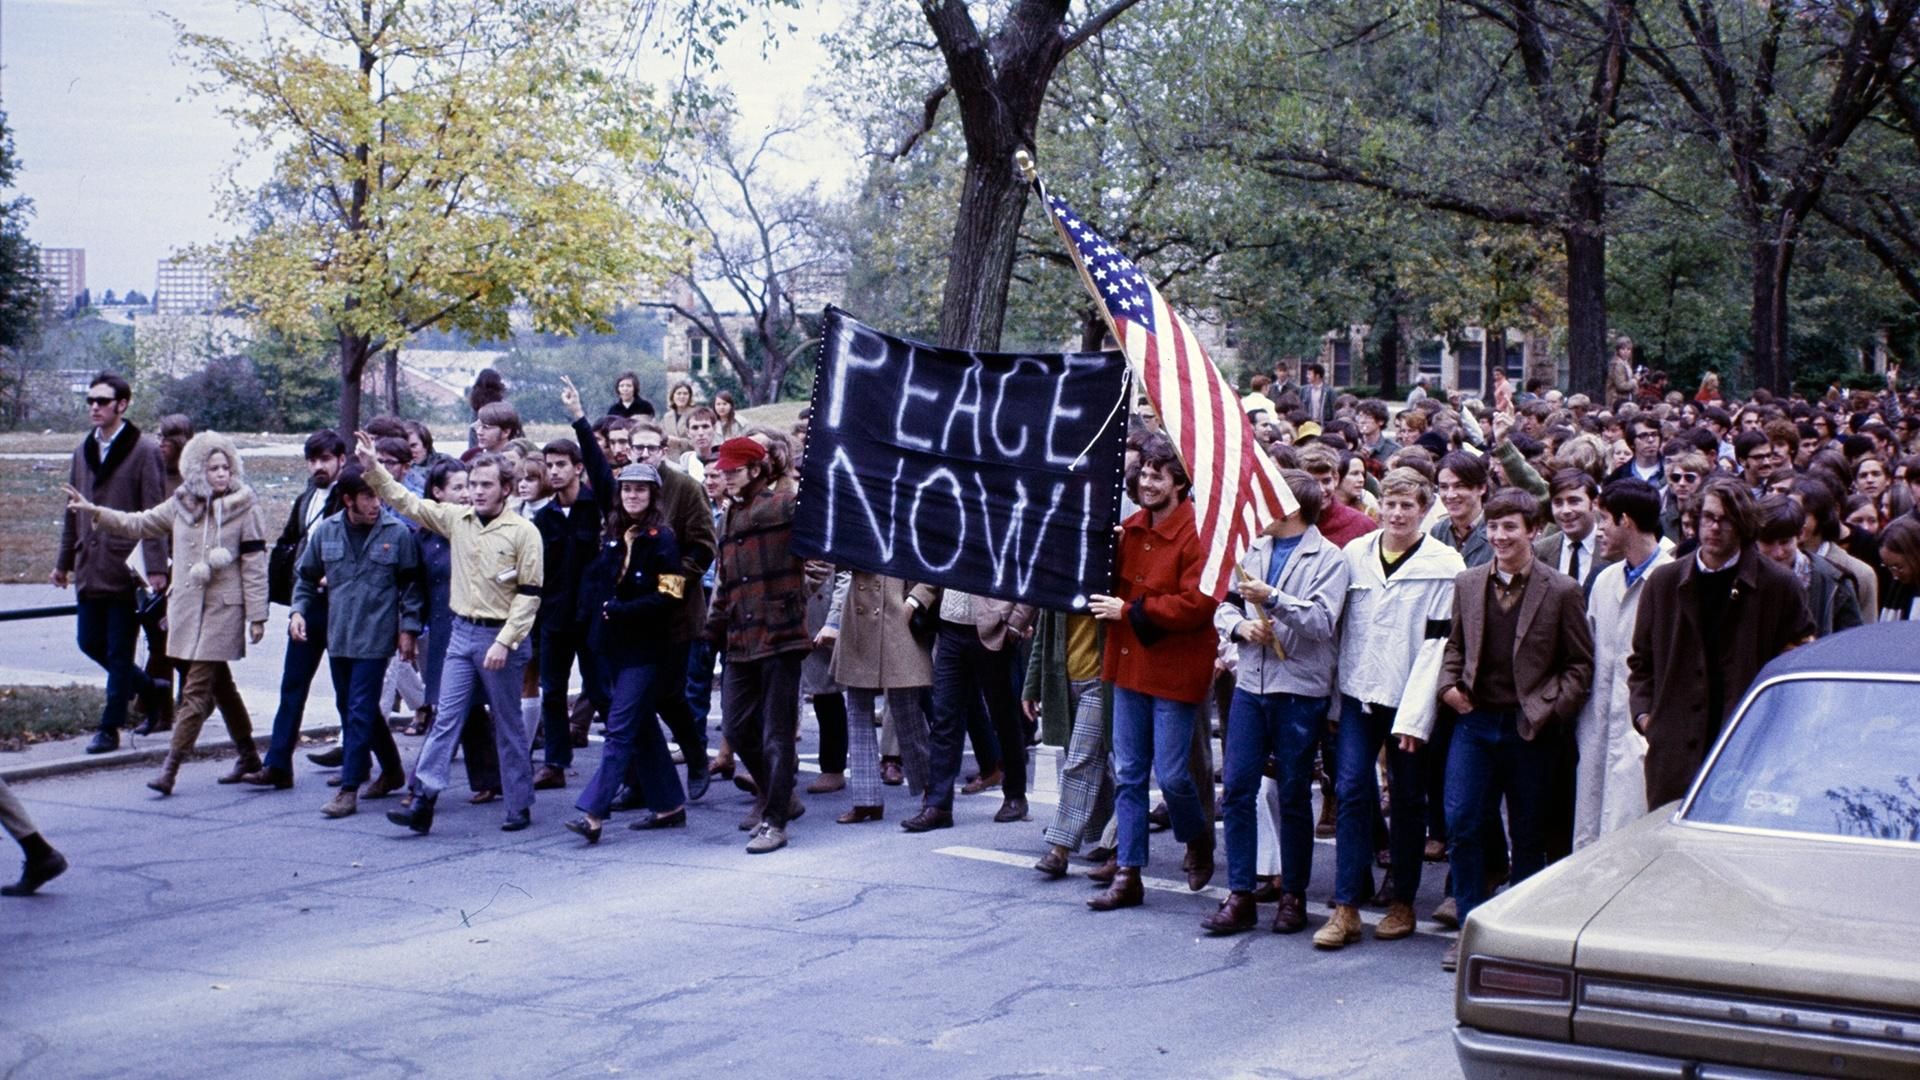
top-left (0, 685), bottom-right (106, 750)
top-left (0, 449), bottom-right (312, 584)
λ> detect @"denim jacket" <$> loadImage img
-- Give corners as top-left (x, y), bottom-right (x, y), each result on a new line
top-left (293, 511), bottom-right (425, 660)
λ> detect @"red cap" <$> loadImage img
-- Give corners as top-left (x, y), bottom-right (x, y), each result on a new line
top-left (714, 436), bottom-right (768, 472)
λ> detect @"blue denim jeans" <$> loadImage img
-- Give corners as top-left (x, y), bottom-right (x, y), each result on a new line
top-left (1224, 689), bottom-right (1326, 894)
top-left (685, 637), bottom-right (718, 728)
top-left (75, 591), bottom-right (157, 734)
top-left (411, 617), bottom-right (533, 815)
top-left (579, 661), bottom-right (682, 819)
top-left (1334, 695), bottom-right (1433, 906)
top-left (332, 656), bottom-right (400, 788)
top-left (1111, 686), bottom-right (1207, 869)
top-left (1445, 708), bottom-right (1555, 922)
top-left (265, 597), bottom-right (328, 771)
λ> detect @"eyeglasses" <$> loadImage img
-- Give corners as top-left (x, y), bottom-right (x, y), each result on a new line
top-left (1670, 472), bottom-right (1702, 484)
top-left (377, 457), bottom-right (402, 468)
top-left (85, 396), bottom-right (117, 407)
top-left (1699, 510), bottom-right (1732, 528)
top-left (632, 443), bottom-right (665, 456)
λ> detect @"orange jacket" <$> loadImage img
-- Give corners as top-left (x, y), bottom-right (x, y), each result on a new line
top-left (1101, 500), bottom-right (1219, 704)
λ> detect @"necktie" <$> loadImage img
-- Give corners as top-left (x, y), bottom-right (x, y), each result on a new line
top-left (1569, 540), bottom-right (1582, 583)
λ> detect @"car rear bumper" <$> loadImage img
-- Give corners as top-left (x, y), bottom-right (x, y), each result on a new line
top-left (1454, 1025), bottom-right (1808, 1080)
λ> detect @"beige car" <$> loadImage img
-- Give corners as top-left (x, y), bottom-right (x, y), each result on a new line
top-left (1454, 622), bottom-right (1920, 1079)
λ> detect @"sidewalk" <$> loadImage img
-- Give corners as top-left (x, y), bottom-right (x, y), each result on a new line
top-left (0, 583), bottom-right (346, 783)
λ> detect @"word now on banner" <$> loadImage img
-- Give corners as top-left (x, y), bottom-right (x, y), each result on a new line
top-left (793, 307), bottom-right (1131, 612)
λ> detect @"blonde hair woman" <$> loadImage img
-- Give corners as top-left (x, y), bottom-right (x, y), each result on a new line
top-left (65, 432), bottom-right (269, 795)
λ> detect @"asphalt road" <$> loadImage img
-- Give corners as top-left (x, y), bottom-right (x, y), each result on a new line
top-left (1, 732), bottom-right (1464, 1080)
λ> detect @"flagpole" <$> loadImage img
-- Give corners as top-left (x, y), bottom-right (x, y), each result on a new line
top-left (1016, 151), bottom-right (1133, 372)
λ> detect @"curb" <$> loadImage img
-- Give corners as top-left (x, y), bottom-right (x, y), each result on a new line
top-left (0, 725), bottom-right (343, 784)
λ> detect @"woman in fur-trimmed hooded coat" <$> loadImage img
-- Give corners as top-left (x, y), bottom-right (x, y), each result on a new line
top-left (68, 432), bottom-right (270, 794)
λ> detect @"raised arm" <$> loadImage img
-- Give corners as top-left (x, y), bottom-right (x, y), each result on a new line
top-left (357, 431), bottom-right (458, 537)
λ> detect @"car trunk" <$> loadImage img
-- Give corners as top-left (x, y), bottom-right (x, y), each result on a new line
top-left (1572, 830), bottom-right (1920, 1077)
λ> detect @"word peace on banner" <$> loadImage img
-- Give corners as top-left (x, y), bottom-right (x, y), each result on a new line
top-left (793, 307), bottom-right (1130, 612)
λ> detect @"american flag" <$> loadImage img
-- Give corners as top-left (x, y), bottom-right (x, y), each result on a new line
top-left (1038, 184), bottom-right (1297, 600)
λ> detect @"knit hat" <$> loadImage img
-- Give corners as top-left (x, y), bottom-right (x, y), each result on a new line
top-left (714, 436), bottom-right (767, 472)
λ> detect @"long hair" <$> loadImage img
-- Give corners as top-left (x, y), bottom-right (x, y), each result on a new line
top-left (606, 479), bottom-right (665, 539)
top-left (468, 368), bottom-right (506, 413)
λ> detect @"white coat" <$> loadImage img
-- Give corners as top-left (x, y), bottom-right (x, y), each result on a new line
top-left (1571, 546), bottom-right (1673, 849)
top-left (1338, 531), bottom-right (1464, 743)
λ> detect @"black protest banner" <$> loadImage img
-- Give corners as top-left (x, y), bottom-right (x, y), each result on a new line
top-left (793, 307), bottom-right (1129, 612)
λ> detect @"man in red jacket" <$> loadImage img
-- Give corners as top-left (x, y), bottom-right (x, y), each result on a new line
top-left (1086, 435), bottom-right (1221, 911)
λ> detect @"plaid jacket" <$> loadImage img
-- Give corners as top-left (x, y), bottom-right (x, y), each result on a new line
top-left (706, 484), bottom-right (810, 660)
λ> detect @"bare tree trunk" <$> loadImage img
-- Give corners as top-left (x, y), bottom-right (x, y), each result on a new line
top-left (1749, 238), bottom-right (1792, 395)
top-left (937, 156), bottom-right (1033, 351)
top-left (338, 332), bottom-right (372, 435)
top-left (1565, 215), bottom-right (1608, 399)
top-left (383, 348), bottom-right (399, 415)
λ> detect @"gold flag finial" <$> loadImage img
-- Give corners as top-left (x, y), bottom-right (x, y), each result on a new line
top-left (1014, 149), bottom-right (1037, 183)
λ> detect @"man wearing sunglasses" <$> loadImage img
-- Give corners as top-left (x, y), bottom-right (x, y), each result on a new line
top-left (53, 372), bottom-right (171, 754)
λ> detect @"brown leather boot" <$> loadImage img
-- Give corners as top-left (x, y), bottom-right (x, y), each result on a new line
top-left (218, 745), bottom-right (263, 785)
top-left (1087, 867), bottom-right (1144, 911)
top-left (1086, 855), bottom-right (1119, 884)
top-left (1201, 891), bottom-right (1258, 935)
top-left (1185, 834), bottom-right (1216, 891)
top-left (146, 754), bottom-right (181, 796)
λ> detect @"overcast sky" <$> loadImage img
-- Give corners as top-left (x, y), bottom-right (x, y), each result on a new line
top-left (3, 0), bottom-right (853, 297)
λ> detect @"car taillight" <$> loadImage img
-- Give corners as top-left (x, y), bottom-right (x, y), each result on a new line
top-left (1466, 958), bottom-right (1574, 1003)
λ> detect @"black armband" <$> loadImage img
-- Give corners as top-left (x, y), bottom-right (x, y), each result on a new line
top-left (516, 584), bottom-right (541, 597)
top-left (1424, 618), bottom-right (1452, 641)
top-left (238, 539), bottom-right (267, 554)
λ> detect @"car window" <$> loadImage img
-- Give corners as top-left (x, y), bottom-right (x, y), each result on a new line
top-left (1684, 677), bottom-right (1920, 844)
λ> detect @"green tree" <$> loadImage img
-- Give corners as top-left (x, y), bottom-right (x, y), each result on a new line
top-left (831, 1), bottom-right (1147, 351)
top-left (1624, 0), bottom-right (1920, 393)
top-left (177, 0), bottom-right (696, 434)
top-left (0, 108), bottom-right (46, 426)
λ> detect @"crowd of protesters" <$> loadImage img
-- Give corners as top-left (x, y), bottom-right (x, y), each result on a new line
top-left (10, 348), bottom-right (1915, 978)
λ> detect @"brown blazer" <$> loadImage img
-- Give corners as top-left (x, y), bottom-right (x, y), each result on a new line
top-left (927, 588), bottom-right (1036, 652)
top-left (57, 423), bottom-right (168, 596)
top-left (1627, 547), bottom-right (1814, 808)
top-left (1439, 560), bottom-right (1595, 741)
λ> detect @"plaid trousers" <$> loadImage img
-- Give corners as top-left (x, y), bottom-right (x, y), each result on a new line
top-left (1042, 677), bottom-right (1115, 851)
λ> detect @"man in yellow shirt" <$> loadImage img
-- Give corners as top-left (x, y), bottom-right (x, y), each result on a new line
top-left (356, 432), bottom-right (544, 834)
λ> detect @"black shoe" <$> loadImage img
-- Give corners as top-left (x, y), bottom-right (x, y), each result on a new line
top-left (2, 851), bottom-right (68, 897)
top-left (685, 760), bottom-right (711, 802)
top-left (85, 730), bottom-right (119, 755)
top-left (900, 807), bottom-right (953, 833)
top-left (500, 810), bottom-right (532, 832)
top-left (306, 746), bottom-right (345, 768)
top-left (993, 797), bottom-right (1029, 823)
top-left (609, 785), bottom-right (643, 812)
top-left (388, 795), bottom-right (435, 834)
top-left (627, 807), bottom-right (687, 830)
top-left (564, 817), bottom-right (602, 844)
top-left (1147, 802), bottom-right (1171, 831)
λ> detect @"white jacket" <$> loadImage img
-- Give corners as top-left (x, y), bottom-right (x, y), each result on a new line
top-left (1339, 532), bottom-right (1464, 742)
top-left (1571, 546), bottom-right (1672, 849)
